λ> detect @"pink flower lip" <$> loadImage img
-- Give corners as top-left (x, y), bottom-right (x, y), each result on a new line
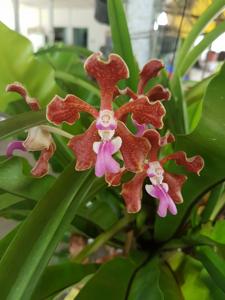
top-left (96, 123), bottom-right (117, 130)
top-left (6, 140), bottom-right (27, 157)
top-left (145, 183), bottom-right (177, 218)
top-left (93, 137), bottom-right (122, 177)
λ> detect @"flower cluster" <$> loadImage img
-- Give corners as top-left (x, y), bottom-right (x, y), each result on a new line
top-left (6, 52), bottom-right (204, 217)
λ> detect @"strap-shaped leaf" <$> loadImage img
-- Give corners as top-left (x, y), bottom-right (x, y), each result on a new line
top-left (32, 262), bottom-right (98, 300)
top-left (0, 163), bottom-right (104, 300)
top-left (0, 110), bottom-right (46, 139)
top-left (128, 256), bottom-right (164, 300)
top-left (107, 0), bottom-right (139, 90)
top-left (0, 157), bottom-right (55, 200)
top-left (76, 257), bottom-right (137, 300)
top-left (196, 246), bottom-right (225, 293)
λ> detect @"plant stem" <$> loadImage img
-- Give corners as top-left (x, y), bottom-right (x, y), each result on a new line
top-left (72, 214), bottom-right (134, 263)
top-left (40, 125), bottom-right (74, 139)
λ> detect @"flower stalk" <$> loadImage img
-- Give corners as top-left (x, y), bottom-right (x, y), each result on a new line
top-left (72, 213), bottom-right (134, 263)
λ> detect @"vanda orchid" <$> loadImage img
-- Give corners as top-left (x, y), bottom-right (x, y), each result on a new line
top-left (5, 51), bottom-right (204, 218)
top-left (1, 2), bottom-right (225, 297)
top-left (46, 52), bottom-right (165, 177)
top-left (6, 52), bottom-right (204, 217)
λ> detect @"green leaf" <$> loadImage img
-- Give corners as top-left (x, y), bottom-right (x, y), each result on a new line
top-left (179, 20), bottom-right (225, 76)
top-left (174, 0), bottom-right (225, 70)
top-left (201, 183), bottom-right (225, 223)
top-left (55, 70), bottom-right (100, 97)
top-left (0, 157), bottom-right (55, 200)
top-left (107, 0), bottom-right (139, 90)
top-left (0, 193), bottom-right (25, 211)
top-left (0, 22), bottom-right (61, 111)
top-left (178, 255), bottom-right (225, 300)
top-left (32, 262), bottom-right (98, 300)
top-left (128, 256), bottom-right (164, 300)
top-left (76, 189), bottom-right (122, 230)
top-left (0, 163), bottom-right (103, 300)
top-left (76, 257), bottom-right (137, 300)
top-left (0, 225), bottom-right (19, 258)
top-left (200, 220), bottom-right (225, 245)
top-left (185, 74), bottom-right (215, 105)
top-left (154, 62), bottom-right (225, 241)
top-left (196, 246), bottom-right (225, 293)
top-left (36, 45), bottom-right (93, 59)
top-left (159, 263), bottom-right (183, 300)
top-left (0, 110), bottom-right (46, 139)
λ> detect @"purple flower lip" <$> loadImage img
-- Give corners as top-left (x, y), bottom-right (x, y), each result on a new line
top-left (145, 183), bottom-right (177, 217)
top-left (6, 140), bottom-right (27, 157)
top-left (96, 123), bottom-right (117, 130)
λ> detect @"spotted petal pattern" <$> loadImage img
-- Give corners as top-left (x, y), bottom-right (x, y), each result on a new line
top-left (47, 95), bottom-right (98, 125)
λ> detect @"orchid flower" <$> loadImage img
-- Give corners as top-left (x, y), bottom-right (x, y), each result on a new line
top-left (114, 59), bottom-right (171, 136)
top-left (121, 129), bottom-right (204, 217)
top-left (5, 83), bottom-right (72, 177)
top-left (46, 52), bottom-right (166, 178)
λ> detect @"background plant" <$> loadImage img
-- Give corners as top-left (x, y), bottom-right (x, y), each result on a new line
top-left (0, 0), bottom-right (225, 299)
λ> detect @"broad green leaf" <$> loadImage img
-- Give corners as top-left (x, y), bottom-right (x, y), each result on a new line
top-left (200, 220), bottom-right (225, 245)
top-left (128, 256), bottom-right (163, 300)
top-left (32, 262), bottom-right (98, 300)
top-left (178, 255), bottom-right (225, 300)
top-left (196, 246), bottom-right (225, 293)
top-left (107, 0), bottom-right (139, 90)
top-left (0, 163), bottom-right (104, 300)
top-left (0, 110), bottom-right (46, 139)
top-left (154, 62), bottom-right (225, 241)
top-left (0, 157), bottom-right (55, 200)
top-left (159, 263), bottom-right (183, 300)
top-left (76, 257), bottom-right (137, 300)
top-left (77, 189), bottom-right (122, 230)
top-left (0, 22), bottom-right (61, 110)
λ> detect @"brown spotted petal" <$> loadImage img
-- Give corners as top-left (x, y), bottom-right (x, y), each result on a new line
top-left (164, 172), bottom-right (187, 203)
top-left (116, 121), bottom-right (150, 172)
top-left (68, 121), bottom-right (100, 171)
top-left (84, 52), bottom-right (129, 110)
top-left (115, 96), bottom-right (165, 129)
top-left (144, 129), bottom-right (174, 161)
top-left (105, 167), bottom-right (126, 186)
top-left (6, 82), bottom-right (40, 111)
top-left (121, 171), bottom-right (147, 213)
top-left (47, 94), bottom-right (98, 125)
top-left (146, 84), bottom-right (171, 102)
top-left (138, 60), bottom-right (164, 94)
top-left (31, 143), bottom-right (56, 177)
top-left (161, 151), bottom-right (204, 175)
